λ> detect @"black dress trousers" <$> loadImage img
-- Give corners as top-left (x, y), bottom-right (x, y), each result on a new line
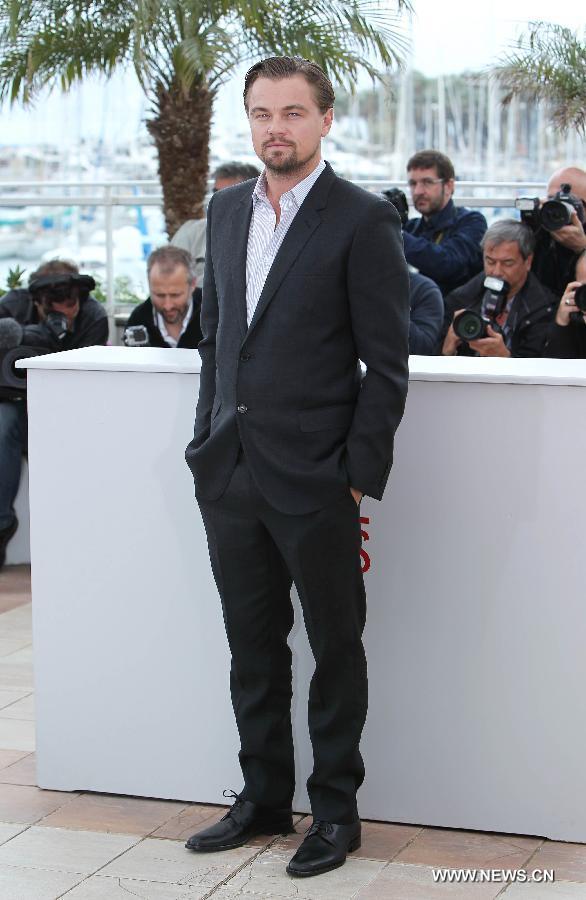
top-left (197, 451), bottom-right (367, 825)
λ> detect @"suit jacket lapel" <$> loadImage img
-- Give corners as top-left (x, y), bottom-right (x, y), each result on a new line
top-left (244, 163), bottom-right (337, 342)
top-left (229, 189), bottom-right (254, 337)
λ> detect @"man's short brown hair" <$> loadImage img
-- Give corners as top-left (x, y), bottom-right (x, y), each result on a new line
top-left (407, 150), bottom-right (455, 183)
top-left (147, 245), bottom-right (196, 282)
top-left (243, 56), bottom-right (335, 114)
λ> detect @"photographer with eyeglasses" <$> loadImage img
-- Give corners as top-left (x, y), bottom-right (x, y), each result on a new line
top-left (0, 258), bottom-right (108, 567)
top-left (402, 150), bottom-right (487, 297)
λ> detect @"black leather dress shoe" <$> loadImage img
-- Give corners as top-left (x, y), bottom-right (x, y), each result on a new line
top-left (185, 791), bottom-right (294, 852)
top-left (286, 820), bottom-right (361, 877)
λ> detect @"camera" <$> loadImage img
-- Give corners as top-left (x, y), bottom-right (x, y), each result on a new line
top-left (453, 276), bottom-right (509, 342)
top-left (0, 346), bottom-right (48, 400)
top-left (45, 312), bottom-right (68, 341)
top-left (123, 325), bottom-right (150, 347)
top-left (515, 183), bottom-right (585, 233)
top-left (382, 188), bottom-right (409, 226)
top-left (574, 284), bottom-right (586, 313)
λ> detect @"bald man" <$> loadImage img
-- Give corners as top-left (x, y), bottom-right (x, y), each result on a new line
top-left (532, 166), bottom-right (586, 297)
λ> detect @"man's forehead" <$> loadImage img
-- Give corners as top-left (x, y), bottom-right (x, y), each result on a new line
top-left (248, 75), bottom-right (317, 109)
top-left (484, 240), bottom-right (521, 257)
top-left (407, 166), bottom-right (439, 178)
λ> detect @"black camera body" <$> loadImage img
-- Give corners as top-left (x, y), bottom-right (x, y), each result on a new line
top-left (382, 187), bottom-right (409, 226)
top-left (574, 284), bottom-right (586, 313)
top-left (515, 183), bottom-right (585, 233)
top-left (453, 276), bottom-right (509, 342)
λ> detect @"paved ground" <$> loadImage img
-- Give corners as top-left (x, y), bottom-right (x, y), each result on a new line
top-left (2, 565), bottom-right (586, 898)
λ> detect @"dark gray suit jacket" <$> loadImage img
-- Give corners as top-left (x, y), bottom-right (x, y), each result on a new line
top-left (185, 162), bottom-right (410, 515)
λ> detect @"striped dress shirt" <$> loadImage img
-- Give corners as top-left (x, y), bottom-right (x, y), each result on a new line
top-left (246, 159), bottom-right (326, 325)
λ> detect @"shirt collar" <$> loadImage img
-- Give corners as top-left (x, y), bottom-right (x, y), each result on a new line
top-left (252, 158), bottom-right (326, 210)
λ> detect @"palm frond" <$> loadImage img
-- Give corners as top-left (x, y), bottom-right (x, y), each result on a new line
top-left (495, 21), bottom-right (586, 135)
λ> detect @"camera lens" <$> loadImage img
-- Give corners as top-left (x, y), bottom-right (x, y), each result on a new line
top-left (574, 284), bottom-right (586, 313)
top-left (453, 310), bottom-right (487, 342)
top-left (541, 200), bottom-right (573, 232)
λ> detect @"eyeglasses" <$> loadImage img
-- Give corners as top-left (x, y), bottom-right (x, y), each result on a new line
top-left (407, 177), bottom-right (444, 189)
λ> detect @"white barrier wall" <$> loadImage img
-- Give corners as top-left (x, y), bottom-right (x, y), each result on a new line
top-left (20, 348), bottom-right (586, 842)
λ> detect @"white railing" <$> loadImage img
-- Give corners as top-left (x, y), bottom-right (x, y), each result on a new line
top-left (0, 179), bottom-right (548, 340)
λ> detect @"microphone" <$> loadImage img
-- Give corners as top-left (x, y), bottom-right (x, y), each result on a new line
top-left (0, 318), bottom-right (24, 349)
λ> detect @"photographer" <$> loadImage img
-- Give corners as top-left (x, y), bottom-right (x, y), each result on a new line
top-left (124, 246), bottom-right (202, 349)
top-left (526, 167), bottom-right (586, 297)
top-left (402, 150), bottom-right (487, 296)
top-left (0, 259), bottom-right (107, 568)
top-left (440, 220), bottom-right (556, 358)
top-left (543, 251), bottom-right (586, 358)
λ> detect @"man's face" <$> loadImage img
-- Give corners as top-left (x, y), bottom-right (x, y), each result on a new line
top-left (576, 254), bottom-right (586, 284)
top-left (483, 240), bottom-right (532, 297)
top-left (247, 75), bottom-right (333, 177)
top-left (149, 263), bottom-right (195, 324)
top-left (407, 166), bottom-right (454, 217)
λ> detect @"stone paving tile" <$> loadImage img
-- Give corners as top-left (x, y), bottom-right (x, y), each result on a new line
top-left (0, 660), bottom-right (34, 691)
top-left (0, 638), bottom-right (30, 658)
top-left (0, 824), bottom-right (139, 874)
top-left (65, 874), bottom-right (218, 899)
top-left (0, 715), bottom-right (35, 751)
top-left (0, 692), bottom-right (35, 720)
top-left (0, 748), bottom-right (29, 770)
top-left (354, 861), bottom-right (504, 898)
top-left (0, 592), bottom-right (31, 614)
top-left (213, 846), bottom-right (385, 899)
top-left (150, 803), bottom-right (227, 841)
top-left (527, 841), bottom-right (586, 884)
top-left (0, 821), bottom-right (28, 845)
top-left (99, 837), bottom-right (257, 886)
top-left (2, 645), bottom-right (34, 665)
top-left (0, 864), bottom-right (84, 899)
top-left (503, 883), bottom-right (586, 898)
top-left (0, 689), bottom-right (31, 711)
top-left (39, 791), bottom-right (190, 836)
top-left (0, 782), bottom-right (78, 824)
top-left (396, 827), bottom-right (544, 870)
top-left (0, 751), bottom-right (37, 785)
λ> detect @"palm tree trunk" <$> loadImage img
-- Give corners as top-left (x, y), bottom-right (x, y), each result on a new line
top-left (147, 79), bottom-right (213, 238)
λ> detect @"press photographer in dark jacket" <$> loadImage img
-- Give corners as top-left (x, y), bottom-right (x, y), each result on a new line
top-left (440, 220), bottom-right (557, 358)
top-left (403, 150), bottom-right (487, 296)
top-left (544, 251), bottom-right (586, 358)
top-left (0, 259), bottom-right (108, 567)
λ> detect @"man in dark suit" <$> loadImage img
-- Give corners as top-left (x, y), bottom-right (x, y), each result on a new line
top-left (185, 56), bottom-right (409, 878)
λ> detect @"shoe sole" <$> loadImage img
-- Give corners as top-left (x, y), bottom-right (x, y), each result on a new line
top-left (185, 822), bottom-right (295, 853)
top-left (286, 837), bottom-right (361, 878)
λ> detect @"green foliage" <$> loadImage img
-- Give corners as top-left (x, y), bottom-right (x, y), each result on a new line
top-left (496, 22), bottom-right (586, 135)
top-left (0, 265), bottom-right (27, 297)
top-left (92, 276), bottom-right (142, 306)
top-left (0, 0), bottom-right (412, 108)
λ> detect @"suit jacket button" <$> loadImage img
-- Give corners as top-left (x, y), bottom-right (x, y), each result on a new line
top-left (237, 404), bottom-right (248, 414)
top-left (240, 352), bottom-right (251, 361)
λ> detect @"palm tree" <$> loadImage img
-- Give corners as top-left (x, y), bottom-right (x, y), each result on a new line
top-left (0, 1), bottom-right (411, 236)
top-left (496, 22), bottom-right (586, 136)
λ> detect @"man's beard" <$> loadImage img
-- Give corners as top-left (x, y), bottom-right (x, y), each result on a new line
top-left (261, 142), bottom-right (316, 177)
top-left (161, 308), bottom-right (185, 324)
